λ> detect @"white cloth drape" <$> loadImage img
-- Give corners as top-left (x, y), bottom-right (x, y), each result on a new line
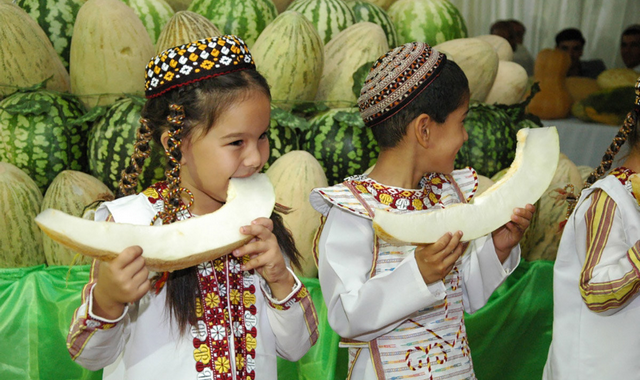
top-left (449, 0), bottom-right (640, 70)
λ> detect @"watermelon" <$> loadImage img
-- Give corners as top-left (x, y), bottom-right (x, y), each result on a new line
top-left (0, 89), bottom-right (89, 192)
top-left (264, 105), bottom-right (308, 170)
top-left (155, 10), bottom-right (222, 54)
top-left (252, 10), bottom-right (324, 109)
top-left (387, 0), bottom-right (467, 46)
top-left (121, 0), bottom-right (176, 44)
top-left (301, 108), bottom-right (379, 185)
top-left (88, 96), bottom-right (167, 193)
top-left (188, 0), bottom-right (277, 47)
top-left (287, 0), bottom-right (356, 45)
top-left (42, 170), bottom-right (113, 266)
top-left (348, 0), bottom-right (398, 48)
top-left (315, 22), bottom-right (389, 108)
top-left (0, 2), bottom-right (71, 98)
top-left (15, 0), bottom-right (85, 70)
top-left (0, 162), bottom-right (45, 268)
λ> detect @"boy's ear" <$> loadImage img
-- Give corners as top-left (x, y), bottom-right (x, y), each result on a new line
top-left (413, 113), bottom-right (432, 149)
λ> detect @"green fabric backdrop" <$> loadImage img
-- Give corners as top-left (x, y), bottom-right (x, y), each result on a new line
top-left (0, 259), bottom-right (553, 380)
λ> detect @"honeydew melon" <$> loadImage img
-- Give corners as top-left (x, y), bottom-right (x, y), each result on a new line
top-left (373, 126), bottom-right (559, 244)
top-left (35, 174), bottom-right (275, 272)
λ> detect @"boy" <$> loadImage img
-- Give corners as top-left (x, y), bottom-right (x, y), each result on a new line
top-left (310, 42), bottom-right (534, 380)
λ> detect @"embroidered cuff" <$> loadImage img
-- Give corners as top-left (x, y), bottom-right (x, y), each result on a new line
top-left (261, 268), bottom-right (307, 311)
top-left (85, 284), bottom-right (128, 329)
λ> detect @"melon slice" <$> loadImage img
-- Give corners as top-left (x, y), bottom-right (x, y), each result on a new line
top-left (373, 127), bottom-right (559, 244)
top-left (34, 174), bottom-right (275, 272)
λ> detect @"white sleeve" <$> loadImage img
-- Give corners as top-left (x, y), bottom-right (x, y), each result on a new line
top-left (460, 234), bottom-right (520, 314)
top-left (317, 206), bottom-right (446, 342)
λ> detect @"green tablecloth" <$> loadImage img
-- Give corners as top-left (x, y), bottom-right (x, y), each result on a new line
top-left (0, 259), bottom-right (554, 380)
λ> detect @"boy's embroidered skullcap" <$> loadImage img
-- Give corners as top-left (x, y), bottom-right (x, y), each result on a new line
top-left (144, 35), bottom-right (255, 99)
top-left (358, 42), bottom-right (446, 128)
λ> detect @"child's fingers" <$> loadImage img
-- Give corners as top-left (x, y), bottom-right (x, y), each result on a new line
top-left (113, 246), bottom-right (144, 270)
top-left (239, 223), bottom-right (272, 241)
top-left (251, 217), bottom-right (274, 232)
top-left (439, 231), bottom-right (463, 257)
top-left (430, 232), bottom-right (455, 253)
top-left (233, 239), bottom-right (270, 259)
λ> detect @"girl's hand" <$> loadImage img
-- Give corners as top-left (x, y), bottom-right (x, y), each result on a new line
top-left (232, 218), bottom-right (295, 300)
top-left (492, 203), bottom-right (536, 262)
top-left (415, 231), bottom-right (466, 284)
top-left (93, 246), bottom-right (150, 320)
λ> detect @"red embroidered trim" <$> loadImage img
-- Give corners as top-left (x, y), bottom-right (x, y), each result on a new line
top-left (610, 167), bottom-right (636, 185)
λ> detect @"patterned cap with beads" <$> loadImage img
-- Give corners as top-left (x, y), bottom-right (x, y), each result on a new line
top-left (635, 76), bottom-right (640, 109)
top-left (144, 35), bottom-right (255, 99)
top-left (357, 42), bottom-right (446, 128)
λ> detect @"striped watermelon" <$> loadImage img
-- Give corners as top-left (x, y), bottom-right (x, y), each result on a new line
top-left (15, 0), bottom-right (85, 70)
top-left (0, 90), bottom-right (89, 192)
top-left (188, 0), bottom-right (277, 47)
top-left (0, 162), bottom-right (45, 268)
top-left (155, 10), bottom-right (222, 53)
top-left (301, 108), bottom-right (379, 185)
top-left (0, 2), bottom-right (71, 98)
top-left (348, 0), bottom-right (398, 48)
top-left (316, 22), bottom-right (389, 108)
top-left (88, 96), bottom-right (167, 193)
top-left (387, 0), bottom-right (467, 46)
top-left (42, 170), bottom-right (113, 266)
top-left (122, 0), bottom-right (176, 44)
top-left (252, 11), bottom-right (324, 109)
top-left (287, 0), bottom-right (356, 45)
top-left (264, 105), bottom-right (308, 170)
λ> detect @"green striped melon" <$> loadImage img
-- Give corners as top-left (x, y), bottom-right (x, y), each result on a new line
top-left (266, 150), bottom-right (328, 278)
top-left (287, 0), bottom-right (356, 45)
top-left (348, 0), bottom-right (398, 48)
top-left (155, 10), bottom-right (222, 53)
top-left (316, 22), bottom-right (389, 108)
top-left (435, 37), bottom-right (499, 103)
top-left (0, 2), bottom-right (71, 98)
top-left (15, 0), bottom-right (85, 70)
top-left (122, 0), bottom-right (176, 44)
top-left (252, 11), bottom-right (324, 109)
top-left (88, 97), bottom-right (167, 193)
top-left (188, 0), bottom-right (277, 47)
top-left (42, 170), bottom-right (113, 266)
top-left (0, 90), bottom-right (90, 192)
top-left (263, 105), bottom-right (307, 170)
top-left (70, 0), bottom-right (154, 109)
top-left (0, 162), bottom-right (45, 268)
top-left (387, 0), bottom-right (467, 46)
top-left (301, 108), bottom-right (379, 185)
top-left (520, 153), bottom-right (582, 261)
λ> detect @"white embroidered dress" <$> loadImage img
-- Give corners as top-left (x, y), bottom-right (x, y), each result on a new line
top-left (310, 168), bottom-right (520, 380)
top-left (66, 190), bottom-right (318, 380)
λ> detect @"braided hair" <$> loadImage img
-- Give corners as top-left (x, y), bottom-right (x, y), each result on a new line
top-left (115, 70), bottom-right (302, 332)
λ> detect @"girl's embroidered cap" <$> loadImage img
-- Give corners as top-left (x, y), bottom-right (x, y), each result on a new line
top-left (635, 76), bottom-right (640, 108)
top-left (144, 35), bottom-right (255, 99)
top-left (357, 42), bottom-right (446, 128)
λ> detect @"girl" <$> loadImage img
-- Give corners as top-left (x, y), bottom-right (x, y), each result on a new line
top-left (543, 78), bottom-right (640, 379)
top-left (66, 35), bottom-right (318, 380)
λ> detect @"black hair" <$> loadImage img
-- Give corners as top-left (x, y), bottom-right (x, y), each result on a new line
top-left (117, 69), bottom-right (302, 333)
top-left (555, 28), bottom-right (585, 47)
top-left (622, 24), bottom-right (640, 38)
top-left (370, 59), bottom-right (469, 149)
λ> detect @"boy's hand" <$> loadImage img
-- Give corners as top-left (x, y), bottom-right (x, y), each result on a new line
top-left (415, 231), bottom-right (465, 284)
top-left (233, 218), bottom-right (295, 300)
top-left (93, 246), bottom-right (150, 320)
top-left (492, 204), bottom-right (536, 262)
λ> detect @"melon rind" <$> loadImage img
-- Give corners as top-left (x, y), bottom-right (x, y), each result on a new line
top-left (35, 174), bottom-right (275, 271)
top-left (372, 127), bottom-right (559, 244)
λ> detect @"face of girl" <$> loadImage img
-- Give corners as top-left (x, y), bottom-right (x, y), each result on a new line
top-left (425, 98), bottom-right (469, 174)
top-left (179, 90), bottom-right (271, 213)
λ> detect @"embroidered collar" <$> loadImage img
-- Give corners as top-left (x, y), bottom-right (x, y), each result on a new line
top-left (610, 167), bottom-right (636, 185)
top-left (345, 173), bottom-right (451, 211)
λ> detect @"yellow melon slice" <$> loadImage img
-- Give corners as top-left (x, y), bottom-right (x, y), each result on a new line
top-left (34, 174), bottom-right (275, 272)
top-left (373, 127), bottom-right (559, 244)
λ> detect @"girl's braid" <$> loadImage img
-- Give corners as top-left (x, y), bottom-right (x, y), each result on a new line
top-left (152, 104), bottom-right (194, 225)
top-left (117, 117), bottom-right (154, 198)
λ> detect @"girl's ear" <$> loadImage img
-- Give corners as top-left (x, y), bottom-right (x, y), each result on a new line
top-left (160, 130), bottom-right (171, 152)
top-left (413, 113), bottom-right (432, 149)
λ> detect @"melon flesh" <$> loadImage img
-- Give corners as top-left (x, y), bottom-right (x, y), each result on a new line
top-left (373, 127), bottom-right (559, 244)
top-left (35, 174), bottom-right (275, 272)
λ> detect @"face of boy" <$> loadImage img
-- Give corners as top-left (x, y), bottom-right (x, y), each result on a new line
top-left (179, 91), bottom-right (271, 212)
top-left (621, 34), bottom-right (640, 68)
top-left (427, 98), bottom-right (469, 174)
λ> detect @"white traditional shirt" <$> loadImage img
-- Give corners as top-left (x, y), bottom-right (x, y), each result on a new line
top-left (543, 168), bottom-right (640, 380)
top-left (67, 185), bottom-right (318, 380)
top-left (310, 168), bottom-right (520, 380)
